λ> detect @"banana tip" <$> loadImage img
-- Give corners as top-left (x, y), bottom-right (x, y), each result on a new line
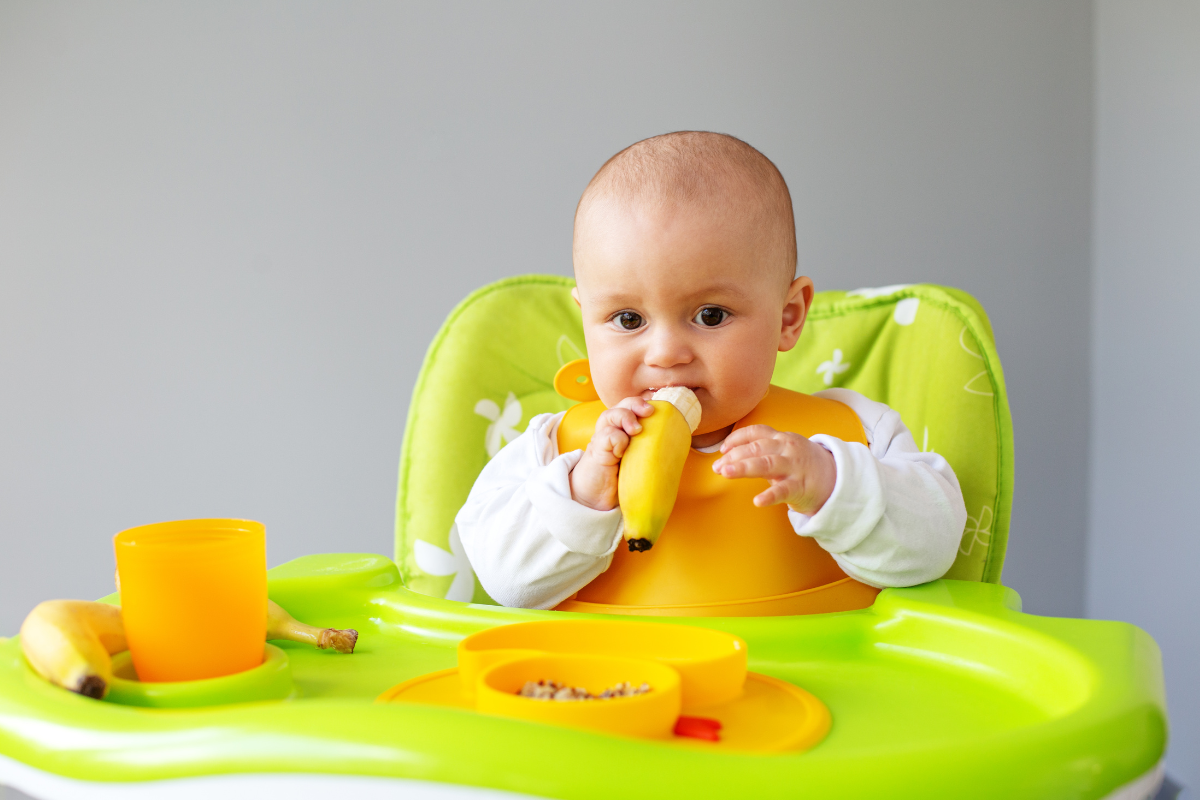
top-left (75, 675), bottom-right (107, 700)
top-left (318, 628), bottom-right (359, 654)
top-left (627, 538), bottom-right (653, 552)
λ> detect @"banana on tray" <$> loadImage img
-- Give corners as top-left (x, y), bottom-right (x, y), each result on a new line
top-left (19, 598), bottom-right (357, 699)
top-left (619, 386), bottom-right (702, 552)
top-left (266, 600), bottom-right (358, 654)
top-left (20, 600), bottom-right (126, 699)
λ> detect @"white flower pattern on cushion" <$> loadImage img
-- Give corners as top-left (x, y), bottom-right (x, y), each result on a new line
top-left (414, 524), bottom-right (475, 602)
top-left (475, 392), bottom-right (522, 457)
top-left (958, 505), bottom-right (993, 557)
top-left (556, 334), bottom-right (585, 366)
top-left (959, 327), bottom-right (994, 396)
top-left (893, 297), bottom-right (920, 326)
top-left (816, 349), bottom-right (851, 386)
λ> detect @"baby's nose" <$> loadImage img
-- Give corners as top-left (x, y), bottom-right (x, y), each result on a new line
top-left (643, 326), bottom-right (694, 369)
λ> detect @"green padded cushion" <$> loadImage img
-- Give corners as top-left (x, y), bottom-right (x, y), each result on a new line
top-left (396, 275), bottom-right (1013, 604)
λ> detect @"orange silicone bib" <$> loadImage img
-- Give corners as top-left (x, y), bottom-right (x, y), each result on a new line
top-left (555, 383), bottom-right (880, 617)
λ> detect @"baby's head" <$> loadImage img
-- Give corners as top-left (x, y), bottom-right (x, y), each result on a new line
top-left (572, 131), bottom-right (812, 441)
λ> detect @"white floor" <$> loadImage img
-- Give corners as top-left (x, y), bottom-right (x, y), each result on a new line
top-left (0, 754), bottom-right (529, 800)
top-left (0, 752), bottom-right (1169, 800)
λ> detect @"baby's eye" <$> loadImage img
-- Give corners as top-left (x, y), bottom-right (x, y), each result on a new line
top-left (695, 307), bottom-right (729, 327)
top-left (615, 311), bottom-right (644, 331)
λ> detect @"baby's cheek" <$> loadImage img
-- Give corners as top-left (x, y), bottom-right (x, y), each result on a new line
top-left (586, 349), bottom-right (642, 404)
top-left (716, 344), bottom-right (777, 407)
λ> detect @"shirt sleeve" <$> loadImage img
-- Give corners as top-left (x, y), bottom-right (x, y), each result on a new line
top-left (455, 411), bottom-right (624, 609)
top-left (787, 388), bottom-right (968, 588)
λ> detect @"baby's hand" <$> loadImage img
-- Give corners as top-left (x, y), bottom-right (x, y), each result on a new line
top-left (569, 397), bottom-right (656, 511)
top-left (711, 425), bottom-right (837, 515)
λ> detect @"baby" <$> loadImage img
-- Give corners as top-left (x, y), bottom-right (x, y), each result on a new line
top-left (457, 132), bottom-right (967, 612)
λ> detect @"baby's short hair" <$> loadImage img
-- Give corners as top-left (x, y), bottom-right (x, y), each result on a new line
top-left (575, 131), bottom-right (797, 283)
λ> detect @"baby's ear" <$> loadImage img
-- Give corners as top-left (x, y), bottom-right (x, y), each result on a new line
top-left (779, 276), bottom-right (813, 352)
top-left (571, 287), bottom-right (581, 308)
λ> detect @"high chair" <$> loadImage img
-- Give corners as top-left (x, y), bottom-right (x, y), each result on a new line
top-left (0, 276), bottom-right (1166, 800)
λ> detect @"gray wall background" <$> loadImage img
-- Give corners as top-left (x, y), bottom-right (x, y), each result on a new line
top-left (1091, 0), bottom-right (1200, 785)
top-left (0, 0), bottom-right (1094, 625)
top-left (4, 0), bottom-right (1189, 780)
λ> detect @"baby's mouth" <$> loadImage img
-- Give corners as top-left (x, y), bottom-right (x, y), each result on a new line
top-left (642, 385), bottom-right (701, 399)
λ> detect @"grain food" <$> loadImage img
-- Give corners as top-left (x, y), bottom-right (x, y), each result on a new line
top-left (518, 680), bottom-right (652, 701)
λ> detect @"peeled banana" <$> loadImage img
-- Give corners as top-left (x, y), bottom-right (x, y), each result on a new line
top-left (20, 600), bottom-right (126, 699)
top-left (619, 386), bottom-right (702, 552)
top-left (19, 598), bottom-right (357, 699)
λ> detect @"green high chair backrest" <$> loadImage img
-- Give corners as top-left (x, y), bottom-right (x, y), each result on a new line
top-left (395, 275), bottom-right (1013, 604)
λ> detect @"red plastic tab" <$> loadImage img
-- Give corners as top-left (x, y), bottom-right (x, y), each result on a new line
top-left (673, 715), bottom-right (722, 742)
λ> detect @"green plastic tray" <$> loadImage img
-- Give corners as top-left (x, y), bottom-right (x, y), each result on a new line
top-left (0, 554), bottom-right (1166, 799)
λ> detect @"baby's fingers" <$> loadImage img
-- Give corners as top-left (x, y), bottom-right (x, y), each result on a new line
top-left (712, 438), bottom-right (785, 477)
top-left (599, 407), bottom-right (646, 437)
top-left (614, 396), bottom-right (656, 417)
top-left (753, 480), bottom-right (795, 507)
top-left (607, 428), bottom-right (633, 460)
top-left (713, 452), bottom-right (786, 480)
top-left (720, 424), bottom-right (779, 452)
top-left (588, 427), bottom-right (630, 465)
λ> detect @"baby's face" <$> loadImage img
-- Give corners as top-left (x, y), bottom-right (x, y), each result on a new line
top-left (573, 199), bottom-right (809, 439)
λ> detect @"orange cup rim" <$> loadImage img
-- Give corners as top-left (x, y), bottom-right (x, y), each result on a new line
top-left (114, 518), bottom-right (265, 551)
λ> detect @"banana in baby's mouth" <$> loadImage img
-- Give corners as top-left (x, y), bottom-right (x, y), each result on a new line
top-left (618, 386), bottom-right (701, 551)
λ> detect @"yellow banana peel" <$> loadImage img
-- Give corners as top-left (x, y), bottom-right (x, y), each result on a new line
top-left (266, 600), bottom-right (358, 653)
top-left (19, 598), bottom-right (358, 700)
top-left (20, 600), bottom-right (126, 699)
top-left (619, 387), bottom-right (702, 552)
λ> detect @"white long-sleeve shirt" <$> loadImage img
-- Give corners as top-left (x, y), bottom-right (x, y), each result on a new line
top-left (456, 388), bottom-right (967, 610)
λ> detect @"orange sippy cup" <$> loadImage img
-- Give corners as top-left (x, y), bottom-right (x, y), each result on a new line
top-left (114, 518), bottom-right (267, 682)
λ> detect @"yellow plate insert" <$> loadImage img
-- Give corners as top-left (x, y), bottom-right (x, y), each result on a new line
top-left (378, 620), bottom-right (830, 753)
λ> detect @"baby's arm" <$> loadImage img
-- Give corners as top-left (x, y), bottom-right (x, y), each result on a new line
top-left (455, 404), bottom-right (648, 609)
top-left (713, 389), bottom-right (966, 588)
